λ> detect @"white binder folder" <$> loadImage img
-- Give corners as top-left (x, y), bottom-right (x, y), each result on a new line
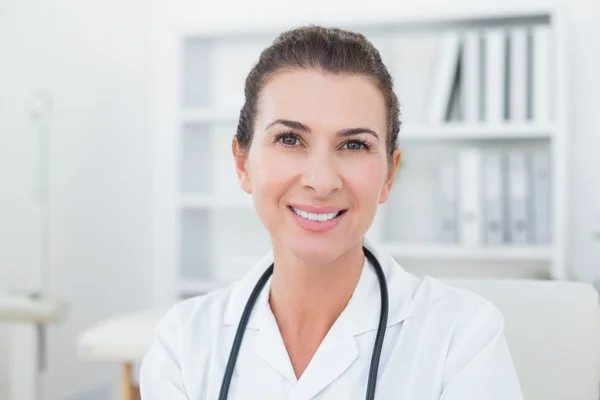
top-left (423, 32), bottom-right (462, 123)
top-left (483, 152), bottom-right (506, 245)
top-left (438, 158), bottom-right (458, 243)
top-left (507, 151), bottom-right (531, 244)
top-left (532, 25), bottom-right (550, 122)
top-left (391, 34), bottom-right (439, 125)
top-left (531, 150), bottom-right (552, 244)
top-left (462, 30), bottom-right (482, 123)
top-left (509, 27), bottom-right (529, 122)
top-left (458, 148), bottom-right (483, 246)
top-left (484, 28), bottom-right (507, 124)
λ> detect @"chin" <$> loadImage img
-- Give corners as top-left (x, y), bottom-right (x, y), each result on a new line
top-left (287, 238), bottom-right (351, 265)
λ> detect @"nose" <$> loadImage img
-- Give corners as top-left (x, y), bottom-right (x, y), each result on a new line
top-left (300, 150), bottom-right (342, 198)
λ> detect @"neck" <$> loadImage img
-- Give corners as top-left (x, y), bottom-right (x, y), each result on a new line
top-left (268, 241), bottom-right (365, 340)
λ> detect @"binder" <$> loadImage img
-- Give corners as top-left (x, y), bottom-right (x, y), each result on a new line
top-left (482, 152), bottom-right (506, 245)
top-left (423, 32), bottom-right (462, 123)
top-left (506, 151), bottom-right (531, 244)
top-left (532, 25), bottom-right (550, 122)
top-left (438, 158), bottom-right (458, 243)
top-left (531, 150), bottom-right (551, 244)
top-left (483, 28), bottom-right (507, 124)
top-left (462, 30), bottom-right (482, 123)
top-left (457, 148), bottom-right (483, 246)
top-left (509, 27), bottom-right (529, 122)
top-left (391, 34), bottom-right (439, 125)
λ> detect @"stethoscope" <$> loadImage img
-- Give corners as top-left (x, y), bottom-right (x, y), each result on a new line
top-left (218, 246), bottom-right (389, 400)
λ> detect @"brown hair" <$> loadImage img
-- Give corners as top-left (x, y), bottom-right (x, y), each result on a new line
top-left (235, 25), bottom-right (401, 165)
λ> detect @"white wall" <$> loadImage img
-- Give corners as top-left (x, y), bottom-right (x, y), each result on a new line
top-left (563, 0), bottom-right (600, 284)
top-left (0, 0), bottom-right (599, 399)
top-left (0, 1), bottom-right (156, 399)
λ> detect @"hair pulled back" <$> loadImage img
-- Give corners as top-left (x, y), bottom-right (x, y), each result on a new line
top-left (235, 25), bottom-right (401, 165)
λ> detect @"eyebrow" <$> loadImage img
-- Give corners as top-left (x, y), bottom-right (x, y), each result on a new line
top-left (264, 119), bottom-right (380, 141)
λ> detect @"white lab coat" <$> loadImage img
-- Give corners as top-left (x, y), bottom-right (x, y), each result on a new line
top-left (140, 239), bottom-right (523, 399)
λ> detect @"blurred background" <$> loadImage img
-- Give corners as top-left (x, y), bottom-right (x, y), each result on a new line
top-left (1, 0), bottom-right (599, 399)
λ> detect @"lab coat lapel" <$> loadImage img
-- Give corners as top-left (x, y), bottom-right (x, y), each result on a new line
top-left (288, 260), bottom-right (375, 399)
top-left (253, 296), bottom-right (298, 384)
top-left (251, 281), bottom-right (361, 392)
top-left (251, 259), bottom-right (364, 399)
top-left (223, 252), bottom-right (298, 383)
top-left (290, 308), bottom-right (359, 400)
top-left (350, 237), bottom-right (414, 335)
top-left (291, 238), bottom-right (414, 399)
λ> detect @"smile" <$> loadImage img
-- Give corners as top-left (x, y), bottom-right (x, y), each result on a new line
top-left (289, 206), bottom-right (347, 221)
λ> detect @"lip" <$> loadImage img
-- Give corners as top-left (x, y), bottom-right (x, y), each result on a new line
top-left (288, 203), bottom-right (346, 214)
top-left (287, 206), bottom-right (346, 233)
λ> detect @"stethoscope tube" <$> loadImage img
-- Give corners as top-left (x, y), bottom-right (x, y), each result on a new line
top-left (218, 246), bottom-right (389, 400)
top-left (364, 246), bottom-right (389, 399)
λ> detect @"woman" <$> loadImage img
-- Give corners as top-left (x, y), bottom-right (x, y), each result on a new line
top-left (140, 25), bottom-right (523, 399)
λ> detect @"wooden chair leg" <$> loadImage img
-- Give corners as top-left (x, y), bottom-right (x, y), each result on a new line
top-left (121, 363), bottom-right (137, 400)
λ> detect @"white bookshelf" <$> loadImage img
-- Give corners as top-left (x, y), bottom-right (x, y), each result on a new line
top-left (379, 243), bottom-right (553, 262)
top-left (153, 8), bottom-right (568, 305)
top-left (180, 195), bottom-right (253, 209)
top-left (179, 278), bottom-right (233, 296)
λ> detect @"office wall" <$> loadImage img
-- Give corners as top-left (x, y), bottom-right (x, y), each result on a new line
top-left (0, 1), bottom-right (156, 399)
top-left (0, 0), bottom-right (598, 399)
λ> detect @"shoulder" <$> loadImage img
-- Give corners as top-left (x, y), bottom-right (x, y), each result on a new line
top-left (144, 283), bottom-right (238, 366)
top-left (151, 251), bottom-right (275, 345)
top-left (365, 239), bottom-right (504, 337)
top-left (366, 238), bottom-right (503, 331)
top-left (156, 284), bottom-right (235, 337)
top-left (139, 285), bottom-right (235, 395)
top-left (406, 277), bottom-right (523, 396)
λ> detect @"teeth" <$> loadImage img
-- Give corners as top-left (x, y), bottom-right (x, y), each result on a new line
top-left (292, 207), bottom-right (340, 222)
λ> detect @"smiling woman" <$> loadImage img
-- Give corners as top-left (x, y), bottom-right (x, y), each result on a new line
top-left (139, 25), bottom-right (523, 400)
top-left (234, 67), bottom-right (397, 267)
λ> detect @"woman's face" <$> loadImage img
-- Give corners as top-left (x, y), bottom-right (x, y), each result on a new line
top-left (234, 69), bottom-right (401, 264)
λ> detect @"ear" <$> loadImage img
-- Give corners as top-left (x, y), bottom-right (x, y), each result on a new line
top-left (232, 138), bottom-right (252, 194)
top-left (378, 147), bottom-right (402, 204)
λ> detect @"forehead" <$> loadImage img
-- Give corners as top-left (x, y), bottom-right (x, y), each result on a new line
top-left (257, 69), bottom-right (387, 132)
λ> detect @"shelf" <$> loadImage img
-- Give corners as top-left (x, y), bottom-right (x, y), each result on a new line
top-left (182, 107), bottom-right (241, 124)
top-left (178, 7), bottom-right (555, 38)
top-left (179, 278), bottom-right (233, 294)
top-left (380, 242), bottom-right (554, 262)
top-left (181, 108), bottom-right (554, 140)
top-left (399, 122), bottom-right (555, 140)
top-left (177, 243), bottom-right (553, 296)
top-left (181, 195), bottom-right (253, 209)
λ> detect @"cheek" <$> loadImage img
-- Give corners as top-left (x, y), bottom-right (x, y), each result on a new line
top-left (249, 149), bottom-right (295, 199)
top-left (344, 158), bottom-right (388, 203)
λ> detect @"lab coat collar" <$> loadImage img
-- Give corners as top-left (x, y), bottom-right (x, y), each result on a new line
top-left (222, 237), bottom-right (414, 335)
top-left (348, 236), bottom-right (414, 335)
top-left (221, 239), bottom-right (414, 396)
